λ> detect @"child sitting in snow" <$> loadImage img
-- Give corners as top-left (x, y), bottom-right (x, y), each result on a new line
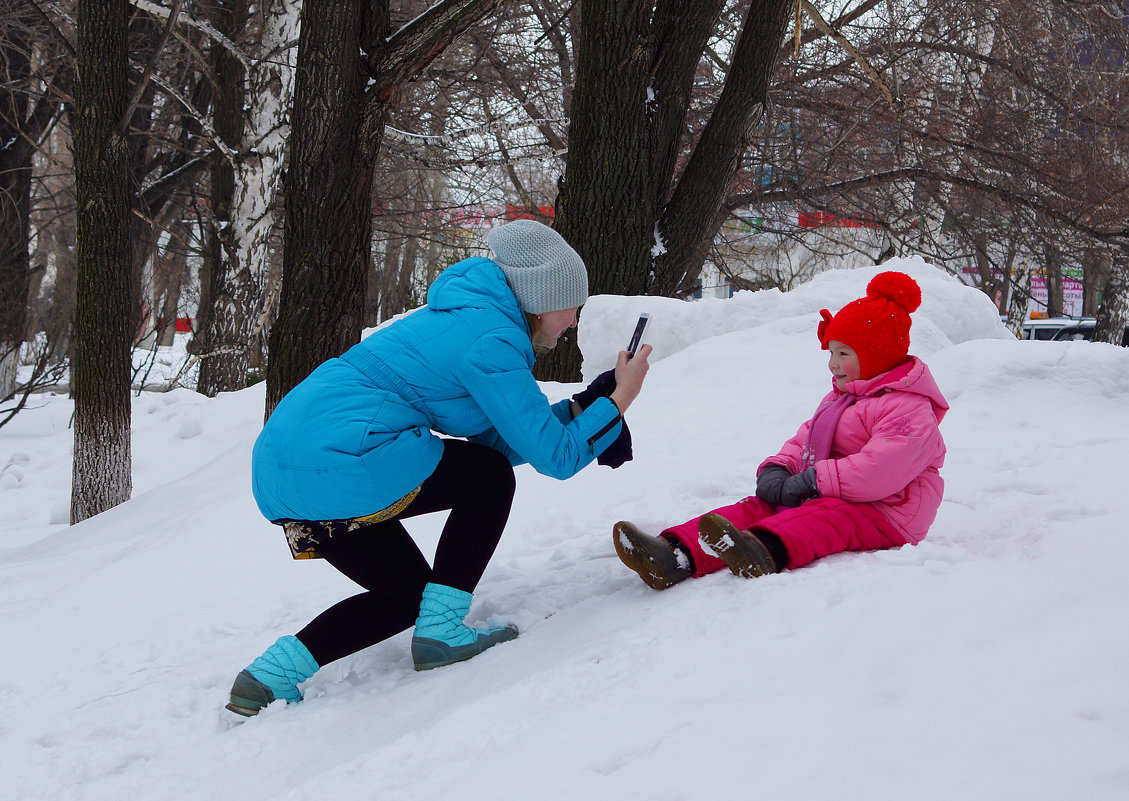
top-left (614, 271), bottom-right (949, 587)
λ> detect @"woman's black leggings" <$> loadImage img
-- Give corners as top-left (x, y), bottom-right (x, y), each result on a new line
top-left (296, 439), bottom-right (516, 667)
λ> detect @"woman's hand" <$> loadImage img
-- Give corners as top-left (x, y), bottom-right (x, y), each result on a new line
top-left (609, 344), bottom-right (652, 413)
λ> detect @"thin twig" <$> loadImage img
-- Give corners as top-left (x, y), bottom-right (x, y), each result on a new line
top-left (129, 0), bottom-right (252, 70)
top-left (19, 0), bottom-right (76, 58)
top-left (144, 70), bottom-right (237, 164)
top-left (383, 116), bottom-right (568, 145)
top-left (120, 0), bottom-right (185, 134)
top-left (798, 0), bottom-right (900, 111)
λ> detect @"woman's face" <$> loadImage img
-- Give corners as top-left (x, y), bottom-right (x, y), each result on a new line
top-left (827, 339), bottom-right (861, 390)
top-left (533, 307), bottom-right (579, 350)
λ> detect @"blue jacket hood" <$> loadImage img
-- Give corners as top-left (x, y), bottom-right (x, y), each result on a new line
top-left (427, 257), bottom-right (527, 332)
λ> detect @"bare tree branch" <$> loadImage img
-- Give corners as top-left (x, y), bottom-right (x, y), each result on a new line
top-left (19, 0), bottom-right (76, 58)
top-left (119, 0), bottom-right (185, 134)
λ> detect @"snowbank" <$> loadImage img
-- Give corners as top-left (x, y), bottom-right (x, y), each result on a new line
top-left (578, 257), bottom-right (1012, 379)
top-left (2, 265), bottom-right (1127, 801)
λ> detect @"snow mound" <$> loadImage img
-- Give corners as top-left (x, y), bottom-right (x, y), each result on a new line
top-left (578, 258), bottom-right (1011, 379)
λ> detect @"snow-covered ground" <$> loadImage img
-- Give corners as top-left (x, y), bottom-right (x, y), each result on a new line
top-left (2, 259), bottom-right (1128, 801)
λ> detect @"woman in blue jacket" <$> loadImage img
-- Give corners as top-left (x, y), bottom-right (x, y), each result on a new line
top-left (226, 220), bottom-right (652, 716)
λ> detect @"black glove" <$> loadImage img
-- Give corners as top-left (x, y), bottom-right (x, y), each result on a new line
top-left (755, 465), bottom-right (792, 507)
top-left (597, 417), bottom-right (633, 468)
top-left (571, 369), bottom-right (617, 411)
top-left (779, 467), bottom-right (819, 508)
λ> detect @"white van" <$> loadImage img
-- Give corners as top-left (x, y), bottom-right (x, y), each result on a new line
top-left (1021, 317), bottom-right (1129, 346)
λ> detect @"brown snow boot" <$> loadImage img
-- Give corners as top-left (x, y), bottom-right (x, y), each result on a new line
top-left (697, 513), bottom-right (778, 579)
top-left (613, 521), bottom-right (692, 590)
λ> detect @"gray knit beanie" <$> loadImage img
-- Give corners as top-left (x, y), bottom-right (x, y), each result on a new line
top-left (486, 219), bottom-right (588, 314)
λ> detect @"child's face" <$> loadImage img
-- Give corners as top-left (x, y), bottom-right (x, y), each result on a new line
top-left (827, 340), bottom-right (861, 390)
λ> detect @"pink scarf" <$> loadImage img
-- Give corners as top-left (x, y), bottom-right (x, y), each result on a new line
top-left (801, 360), bottom-right (915, 468)
top-left (801, 392), bottom-right (856, 469)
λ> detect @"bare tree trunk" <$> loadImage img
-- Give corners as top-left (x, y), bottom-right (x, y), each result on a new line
top-left (1093, 253), bottom-right (1129, 345)
top-left (653, 0), bottom-right (795, 296)
top-left (195, 0), bottom-right (300, 396)
top-left (196, 0), bottom-right (254, 395)
top-left (1080, 245), bottom-right (1107, 317)
top-left (43, 208), bottom-right (78, 364)
top-left (541, 0), bottom-right (793, 381)
top-left (0, 126), bottom-right (31, 398)
top-left (153, 218), bottom-right (192, 347)
top-left (554, 0), bottom-right (656, 297)
top-left (266, 0), bottom-right (500, 416)
top-left (267, 0), bottom-right (383, 415)
top-left (1005, 263), bottom-right (1031, 337)
top-left (0, 2), bottom-right (65, 398)
top-left (369, 233), bottom-right (398, 324)
top-left (1042, 239), bottom-right (1064, 318)
top-left (70, 0), bottom-right (133, 522)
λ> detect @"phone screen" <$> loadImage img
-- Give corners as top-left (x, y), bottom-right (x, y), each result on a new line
top-left (627, 313), bottom-right (651, 357)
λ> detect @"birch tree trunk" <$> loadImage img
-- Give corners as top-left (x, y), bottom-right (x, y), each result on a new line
top-left (70, 0), bottom-right (133, 522)
top-left (1005, 264), bottom-right (1031, 337)
top-left (1093, 254), bottom-right (1129, 346)
top-left (195, 0), bottom-right (301, 397)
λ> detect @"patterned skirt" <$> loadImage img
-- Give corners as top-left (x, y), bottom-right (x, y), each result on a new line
top-left (278, 486), bottom-right (421, 559)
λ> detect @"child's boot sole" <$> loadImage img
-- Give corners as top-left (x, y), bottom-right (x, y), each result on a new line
top-left (612, 521), bottom-right (690, 590)
top-left (698, 513), bottom-right (776, 579)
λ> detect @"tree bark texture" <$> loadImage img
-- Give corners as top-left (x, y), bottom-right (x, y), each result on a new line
top-left (541, 0), bottom-right (793, 381)
top-left (0, 34), bottom-right (32, 399)
top-left (0, 2), bottom-right (65, 397)
top-left (1093, 254), bottom-right (1129, 346)
top-left (554, 0), bottom-right (657, 301)
top-left (196, 0), bottom-right (301, 397)
top-left (652, 0), bottom-right (794, 297)
top-left (70, 0), bottom-right (133, 522)
top-left (266, 0), bottom-right (499, 416)
top-left (196, 0), bottom-right (254, 396)
top-left (266, 0), bottom-right (386, 415)
top-left (544, 0), bottom-right (721, 381)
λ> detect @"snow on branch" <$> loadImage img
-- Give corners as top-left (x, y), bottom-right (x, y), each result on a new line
top-left (383, 117), bottom-right (568, 146)
top-left (382, 140), bottom-right (567, 171)
top-left (144, 71), bottom-right (237, 165)
top-left (128, 0), bottom-right (252, 70)
top-left (381, 115), bottom-right (568, 170)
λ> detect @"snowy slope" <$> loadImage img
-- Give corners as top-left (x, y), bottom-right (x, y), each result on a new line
top-left (2, 261), bottom-right (1128, 801)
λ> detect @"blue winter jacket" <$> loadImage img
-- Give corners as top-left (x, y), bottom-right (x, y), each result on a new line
top-left (251, 257), bottom-right (624, 522)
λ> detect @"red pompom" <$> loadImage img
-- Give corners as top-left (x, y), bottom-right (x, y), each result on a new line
top-left (866, 271), bottom-right (921, 313)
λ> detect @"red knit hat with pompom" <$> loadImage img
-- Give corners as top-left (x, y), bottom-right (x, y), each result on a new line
top-left (817, 271), bottom-right (922, 380)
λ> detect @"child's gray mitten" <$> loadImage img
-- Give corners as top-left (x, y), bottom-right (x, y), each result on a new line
top-left (779, 467), bottom-right (819, 507)
top-left (755, 465), bottom-right (792, 507)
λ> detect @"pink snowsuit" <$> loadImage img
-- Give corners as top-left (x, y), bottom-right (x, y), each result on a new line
top-left (663, 356), bottom-right (948, 574)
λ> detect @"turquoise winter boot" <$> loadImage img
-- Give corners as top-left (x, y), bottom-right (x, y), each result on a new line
top-left (411, 582), bottom-right (518, 671)
top-left (225, 635), bottom-right (319, 717)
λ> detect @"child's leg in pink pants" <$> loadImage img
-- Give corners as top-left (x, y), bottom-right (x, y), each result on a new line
top-left (753, 497), bottom-right (908, 568)
top-left (660, 496), bottom-right (910, 576)
top-left (660, 497), bottom-right (777, 577)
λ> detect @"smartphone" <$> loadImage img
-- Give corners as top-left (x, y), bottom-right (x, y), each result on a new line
top-left (626, 313), bottom-right (651, 358)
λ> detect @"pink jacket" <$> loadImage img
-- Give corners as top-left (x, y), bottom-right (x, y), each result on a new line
top-left (759, 356), bottom-right (948, 543)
